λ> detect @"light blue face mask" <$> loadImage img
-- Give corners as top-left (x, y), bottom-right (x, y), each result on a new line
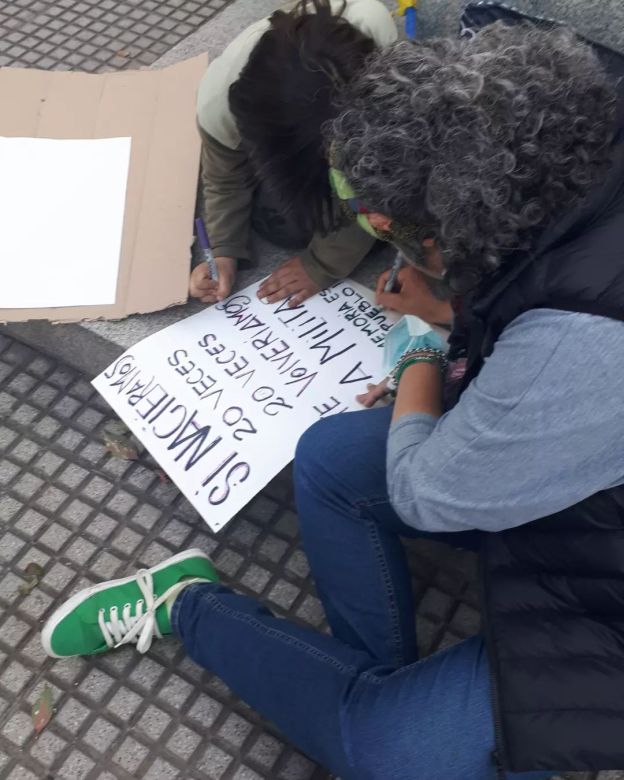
top-left (382, 315), bottom-right (447, 374)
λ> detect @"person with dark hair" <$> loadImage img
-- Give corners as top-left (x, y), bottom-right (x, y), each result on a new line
top-left (189, 0), bottom-right (396, 308)
top-left (41, 7), bottom-right (624, 780)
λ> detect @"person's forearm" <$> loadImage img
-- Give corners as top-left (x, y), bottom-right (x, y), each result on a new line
top-left (202, 183), bottom-right (252, 260)
top-left (199, 129), bottom-right (256, 262)
top-left (386, 362), bottom-right (444, 532)
top-left (392, 362), bottom-right (443, 422)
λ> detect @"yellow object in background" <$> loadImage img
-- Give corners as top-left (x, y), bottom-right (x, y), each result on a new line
top-left (396, 0), bottom-right (417, 14)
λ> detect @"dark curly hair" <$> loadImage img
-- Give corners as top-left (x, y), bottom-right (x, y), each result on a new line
top-left (229, 0), bottom-right (376, 237)
top-left (330, 23), bottom-right (618, 288)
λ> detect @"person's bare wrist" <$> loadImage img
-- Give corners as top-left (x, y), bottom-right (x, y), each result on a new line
top-left (392, 360), bottom-right (443, 421)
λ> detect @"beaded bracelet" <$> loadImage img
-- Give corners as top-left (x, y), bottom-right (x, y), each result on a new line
top-left (390, 347), bottom-right (448, 387)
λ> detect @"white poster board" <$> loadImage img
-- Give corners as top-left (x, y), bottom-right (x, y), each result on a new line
top-left (0, 137), bottom-right (131, 309)
top-left (93, 280), bottom-right (397, 532)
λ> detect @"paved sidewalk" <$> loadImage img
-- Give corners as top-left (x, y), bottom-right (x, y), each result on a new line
top-left (0, 334), bottom-right (484, 779)
top-left (0, 0), bottom-right (232, 72)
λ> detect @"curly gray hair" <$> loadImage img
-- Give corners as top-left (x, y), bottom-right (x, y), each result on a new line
top-left (330, 23), bottom-right (617, 286)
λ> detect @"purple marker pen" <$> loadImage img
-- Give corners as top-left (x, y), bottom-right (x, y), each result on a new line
top-left (195, 218), bottom-right (219, 281)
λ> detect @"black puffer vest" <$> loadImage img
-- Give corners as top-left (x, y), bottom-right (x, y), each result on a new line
top-left (451, 5), bottom-right (624, 772)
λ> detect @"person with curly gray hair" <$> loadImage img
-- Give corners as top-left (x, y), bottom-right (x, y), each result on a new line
top-left (40, 6), bottom-right (624, 780)
top-left (331, 18), bottom-right (616, 293)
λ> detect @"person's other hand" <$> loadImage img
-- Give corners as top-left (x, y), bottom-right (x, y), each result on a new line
top-left (257, 256), bottom-right (321, 308)
top-left (356, 378), bottom-right (391, 408)
top-left (376, 265), bottom-right (452, 325)
top-left (189, 257), bottom-right (237, 305)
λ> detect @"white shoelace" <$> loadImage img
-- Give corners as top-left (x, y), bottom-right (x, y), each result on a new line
top-left (98, 570), bottom-right (204, 654)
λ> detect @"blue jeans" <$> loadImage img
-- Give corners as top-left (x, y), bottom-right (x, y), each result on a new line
top-left (171, 406), bottom-right (553, 780)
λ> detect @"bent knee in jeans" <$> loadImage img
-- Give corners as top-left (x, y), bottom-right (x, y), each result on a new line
top-left (295, 408), bottom-right (392, 503)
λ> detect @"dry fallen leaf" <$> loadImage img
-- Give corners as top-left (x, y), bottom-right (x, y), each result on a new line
top-left (24, 562), bottom-right (44, 579)
top-left (32, 684), bottom-right (54, 734)
top-left (18, 562), bottom-right (44, 596)
top-left (103, 433), bottom-right (138, 461)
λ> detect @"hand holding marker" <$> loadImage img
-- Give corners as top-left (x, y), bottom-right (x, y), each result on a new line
top-left (384, 252), bottom-right (404, 293)
top-left (195, 218), bottom-right (219, 283)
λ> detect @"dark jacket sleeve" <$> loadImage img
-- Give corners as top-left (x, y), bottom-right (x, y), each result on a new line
top-left (199, 127), bottom-right (257, 263)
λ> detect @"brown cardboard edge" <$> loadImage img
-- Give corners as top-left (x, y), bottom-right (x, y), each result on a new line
top-left (0, 293), bottom-right (189, 327)
top-left (0, 53), bottom-right (208, 324)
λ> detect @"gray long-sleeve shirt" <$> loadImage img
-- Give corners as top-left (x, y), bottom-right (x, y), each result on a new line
top-left (387, 308), bottom-right (624, 533)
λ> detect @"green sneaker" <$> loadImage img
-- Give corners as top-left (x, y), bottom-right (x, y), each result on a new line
top-left (42, 549), bottom-right (218, 658)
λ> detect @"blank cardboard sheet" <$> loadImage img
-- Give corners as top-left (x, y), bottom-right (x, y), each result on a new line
top-left (0, 136), bottom-right (131, 309)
